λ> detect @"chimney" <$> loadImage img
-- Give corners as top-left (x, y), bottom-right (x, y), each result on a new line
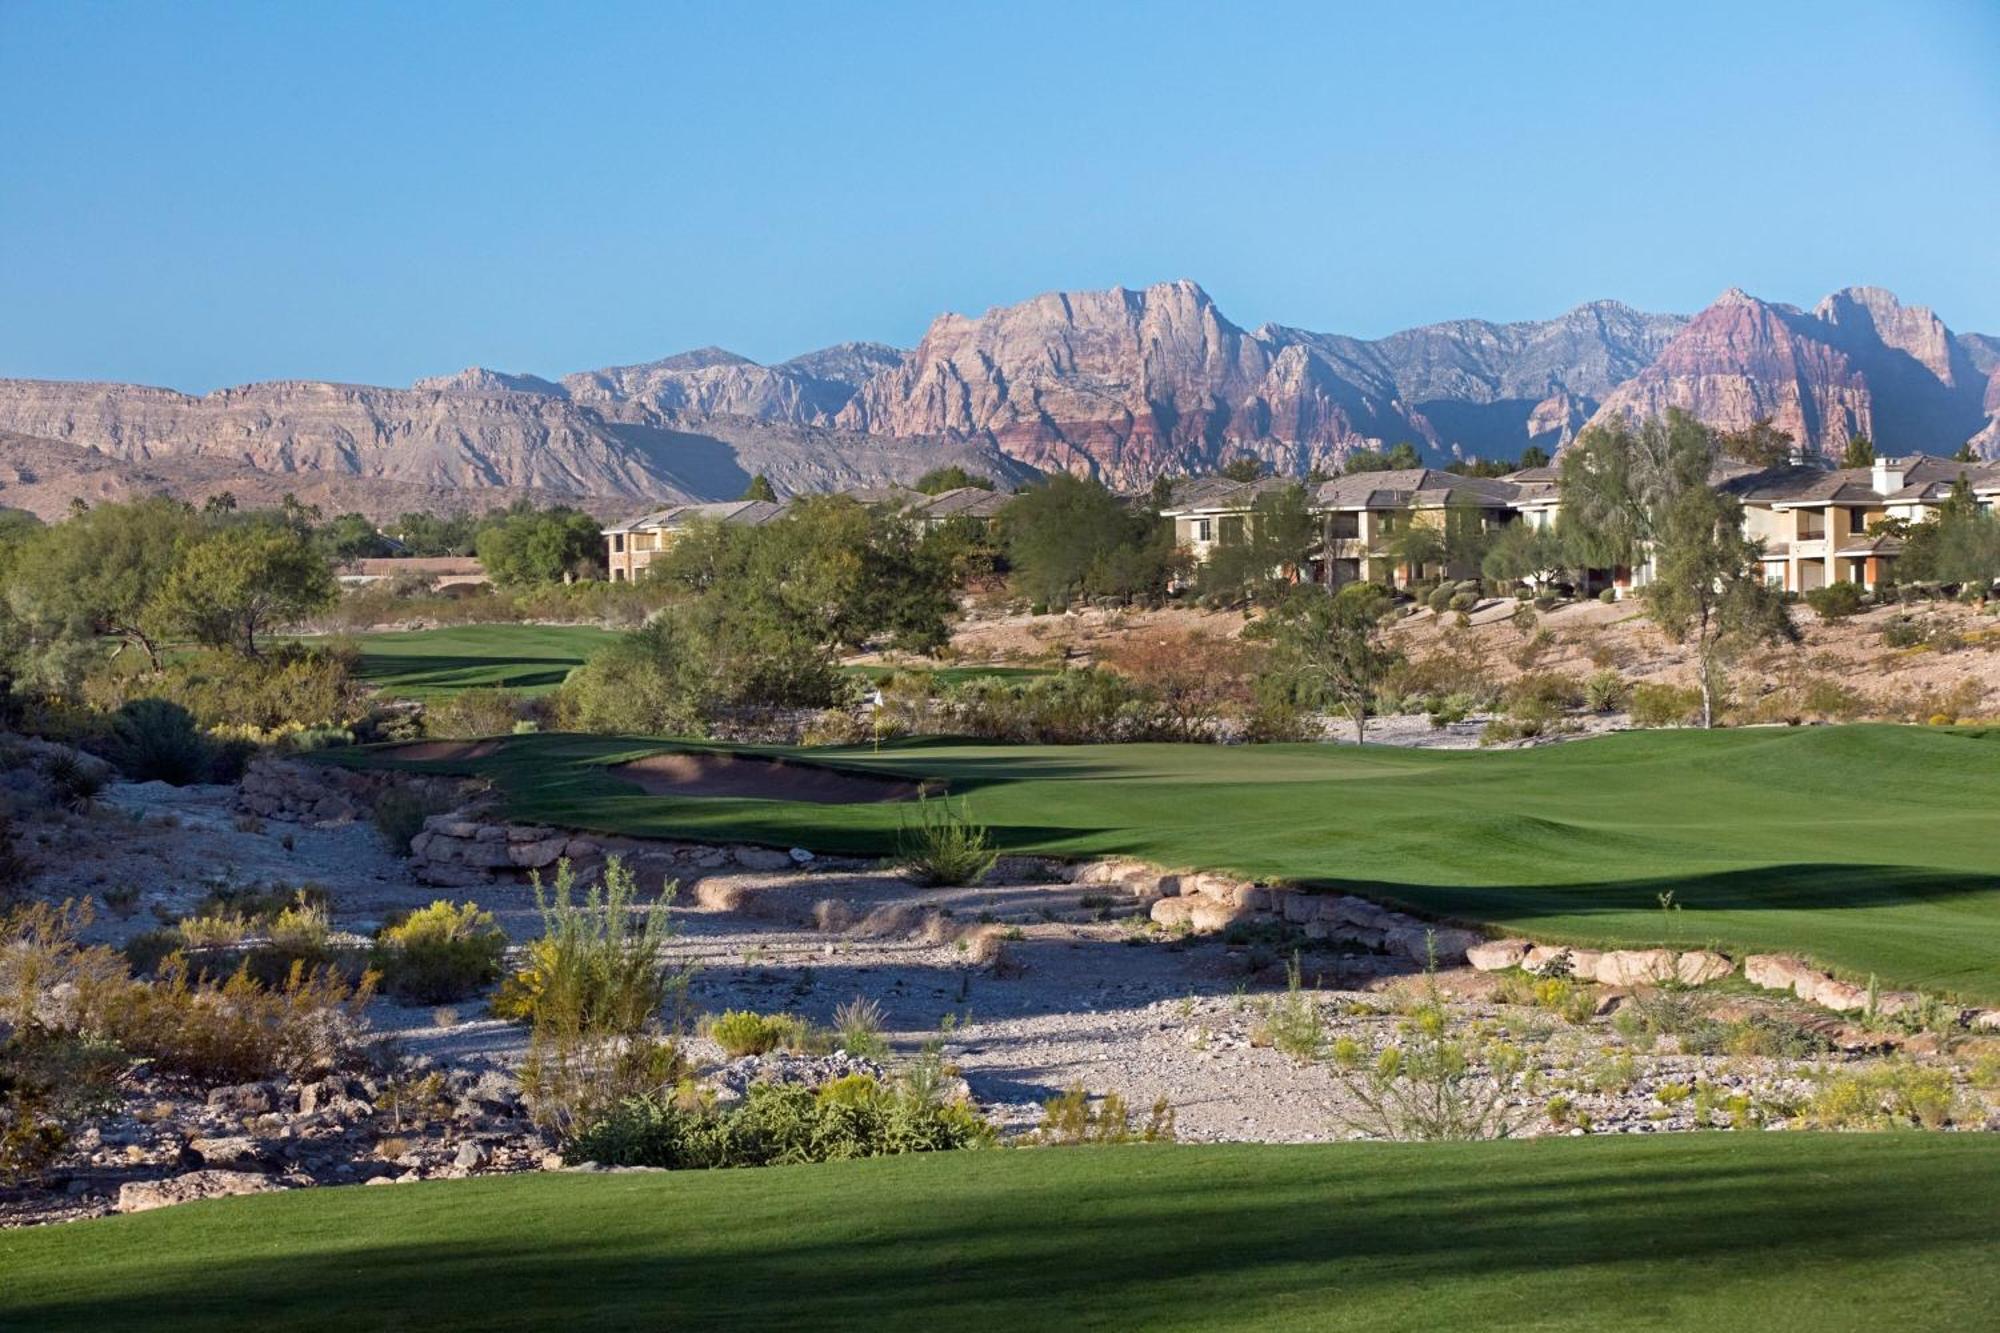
top-left (1871, 456), bottom-right (1904, 495)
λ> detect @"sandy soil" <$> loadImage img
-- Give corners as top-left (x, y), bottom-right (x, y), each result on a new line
top-left (610, 752), bottom-right (922, 804)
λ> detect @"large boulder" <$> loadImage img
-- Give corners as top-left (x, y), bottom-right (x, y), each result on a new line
top-left (1744, 954), bottom-right (1820, 996)
top-left (1674, 950), bottom-right (1735, 985)
top-left (1592, 950), bottom-right (1678, 987)
top-left (117, 1170), bottom-right (281, 1214)
top-left (1466, 939), bottom-right (1533, 972)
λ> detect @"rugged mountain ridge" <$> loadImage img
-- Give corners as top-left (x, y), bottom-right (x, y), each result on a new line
top-left (1, 281), bottom-right (1993, 509)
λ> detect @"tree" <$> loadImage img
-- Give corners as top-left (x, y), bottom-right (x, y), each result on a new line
top-left (1951, 441), bottom-right (1979, 464)
top-left (1218, 456), bottom-right (1267, 482)
top-left (1481, 521), bottom-right (1567, 594)
top-left (1718, 417), bottom-right (1794, 469)
top-left (1001, 474), bottom-right (1177, 608)
top-left (1518, 446), bottom-right (1551, 469)
top-left (1344, 442), bottom-right (1423, 474)
top-left (4, 497), bottom-right (202, 672)
top-left (1261, 582), bottom-right (1400, 744)
top-left (202, 492), bottom-right (238, 515)
top-left (1561, 411), bottom-right (1794, 727)
top-left (391, 510), bottom-right (480, 557)
top-left (1898, 478), bottom-right (2000, 589)
top-left (315, 512), bottom-right (395, 561)
top-left (912, 465), bottom-right (996, 495)
top-left (1197, 484), bottom-right (1316, 602)
top-left (740, 474), bottom-right (778, 502)
top-left (1841, 435), bottom-right (1875, 468)
top-left (474, 506), bottom-right (605, 586)
top-left (150, 521), bottom-right (337, 656)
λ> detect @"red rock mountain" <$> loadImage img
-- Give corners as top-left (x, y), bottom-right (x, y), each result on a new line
top-left (1589, 287), bottom-right (1993, 457)
top-left (1, 281), bottom-right (1992, 511)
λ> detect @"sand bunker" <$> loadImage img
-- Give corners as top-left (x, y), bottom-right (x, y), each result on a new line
top-left (611, 752), bottom-right (922, 804)
top-left (384, 739), bottom-right (506, 763)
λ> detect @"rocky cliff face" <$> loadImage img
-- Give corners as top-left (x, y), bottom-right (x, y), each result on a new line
top-left (2, 282), bottom-right (1990, 508)
top-left (1589, 287), bottom-right (1992, 457)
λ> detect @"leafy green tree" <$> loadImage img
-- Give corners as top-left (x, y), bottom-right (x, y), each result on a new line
top-left (1344, 442), bottom-right (1423, 474)
top-left (1898, 478), bottom-right (2000, 589)
top-left (740, 474), bottom-right (778, 502)
top-left (1518, 446), bottom-right (1551, 469)
top-left (4, 497), bottom-right (202, 672)
top-left (315, 512), bottom-right (395, 561)
top-left (1260, 582), bottom-right (1401, 744)
top-left (1718, 417), bottom-right (1795, 469)
top-left (1198, 484), bottom-right (1316, 602)
top-left (390, 510), bottom-right (480, 557)
top-left (1840, 435), bottom-right (1875, 468)
top-left (1481, 521), bottom-right (1568, 594)
top-left (912, 465), bottom-right (995, 495)
top-left (1951, 441), bottom-right (1979, 464)
top-left (1561, 411), bottom-right (1793, 727)
top-left (1001, 474), bottom-right (1177, 608)
top-left (1217, 456), bottom-right (1267, 482)
top-left (474, 506), bottom-right (605, 586)
top-left (150, 521), bottom-right (338, 656)
top-left (202, 491), bottom-right (238, 515)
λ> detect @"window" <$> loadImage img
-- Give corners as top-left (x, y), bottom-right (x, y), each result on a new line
top-left (1328, 513), bottom-right (1359, 539)
top-left (1194, 518), bottom-right (1212, 542)
top-left (612, 533), bottom-right (625, 553)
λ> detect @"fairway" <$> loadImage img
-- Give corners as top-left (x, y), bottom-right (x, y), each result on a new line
top-left (328, 725), bottom-right (2000, 1000)
top-left (3, 1136), bottom-right (1996, 1331)
top-left (319, 624), bottom-right (618, 697)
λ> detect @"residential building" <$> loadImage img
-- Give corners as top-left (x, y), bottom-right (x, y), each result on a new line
top-left (601, 499), bottom-right (788, 581)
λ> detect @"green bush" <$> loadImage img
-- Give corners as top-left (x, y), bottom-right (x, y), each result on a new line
top-left (1629, 682), bottom-right (1703, 728)
top-left (898, 794), bottom-right (997, 887)
top-left (373, 900), bottom-right (508, 1003)
top-left (87, 646), bottom-right (363, 736)
top-left (1599, 588), bottom-right (1619, 604)
top-left (424, 688), bottom-right (523, 739)
top-left (1805, 581), bottom-right (1864, 621)
top-left (566, 1075), bottom-right (992, 1169)
top-left (1447, 591), bottom-right (1478, 613)
top-left (707, 1009), bottom-right (808, 1058)
top-left (1426, 586), bottom-right (1455, 614)
top-left (1034, 1085), bottom-right (1178, 1145)
top-left (1, 1031), bottom-right (125, 1185)
top-left (108, 698), bottom-right (212, 784)
top-left (1881, 616), bottom-right (1925, 648)
top-left (1583, 668), bottom-right (1628, 712)
top-left (372, 787), bottom-right (447, 856)
top-left (949, 668), bottom-right (1150, 744)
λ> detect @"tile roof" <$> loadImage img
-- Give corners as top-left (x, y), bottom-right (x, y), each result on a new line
top-left (603, 499), bottom-right (789, 534)
top-left (916, 487), bottom-right (1010, 519)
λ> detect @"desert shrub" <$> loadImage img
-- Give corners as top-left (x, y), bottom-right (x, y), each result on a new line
top-left (1509, 603), bottom-right (1538, 635)
top-left (1102, 631), bottom-right (1259, 741)
top-left (1881, 615), bottom-right (1926, 648)
top-left (949, 668), bottom-right (1150, 744)
top-left (86, 646), bottom-right (364, 738)
top-left (372, 787), bottom-right (450, 856)
top-left (1252, 954), bottom-right (1325, 1063)
top-left (1448, 591), bottom-right (1478, 613)
top-left (800, 708), bottom-right (871, 746)
top-left (0, 1030), bottom-right (125, 1184)
top-left (1384, 628), bottom-right (1497, 706)
top-left (373, 900), bottom-right (508, 1003)
top-left (1326, 950), bottom-right (1530, 1141)
top-left (550, 631), bottom-right (709, 738)
top-left (40, 752), bottom-right (106, 813)
top-left (1806, 1062), bottom-right (1960, 1130)
top-left (1629, 682), bottom-right (1703, 728)
top-left (568, 1074), bottom-right (992, 1169)
top-left (1426, 585), bottom-right (1455, 614)
top-left (1599, 588), bottom-right (1618, 604)
top-left (1583, 668), bottom-right (1628, 712)
top-left (423, 688), bottom-right (523, 740)
top-left (0, 815), bottom-right (27, 907)
top-left (832, 995), bottom-right (889, 1059)
top-left (1506, 671), bottom-right (1584, 713)
top-left (706, 1009), bottom-right (809, 1058)
top-left (1034, 1084), bottom-right (1177, 1145)
top-left (108, 698), bottom-right (212, 784)
top-left (93, 953), bottom-right (374, 1083)
top-left (899, 794), bottom-right (997, 887)
top-left (511, 858), bottom-right (691, 1138)
top-left (1805, 581), bottom-right (1863, 621)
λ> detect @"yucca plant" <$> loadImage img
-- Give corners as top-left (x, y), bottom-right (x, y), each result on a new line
top-left (898, 795), bottom-right (997, 887)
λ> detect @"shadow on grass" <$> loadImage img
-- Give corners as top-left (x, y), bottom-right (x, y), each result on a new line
top-left (7, 1140), bottom-right (1996, 1331)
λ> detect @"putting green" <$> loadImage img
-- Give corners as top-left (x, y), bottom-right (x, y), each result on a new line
top-left (326, 724), bottom-right (2000, 1001)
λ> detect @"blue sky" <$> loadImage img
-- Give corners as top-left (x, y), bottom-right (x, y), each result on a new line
top-left (3, 1), bottom-right (1996, 392)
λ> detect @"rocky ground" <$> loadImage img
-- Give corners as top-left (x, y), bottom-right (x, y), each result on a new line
top-left (8, 762), bottom-right (1997, 1228)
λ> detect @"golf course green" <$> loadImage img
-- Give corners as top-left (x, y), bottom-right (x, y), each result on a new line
top-left (329, 723), bottom-right (2000, 1000)
top-left (322, 624), bottom-right (619, 697)
top-left (4, 1136), bottom-right (1996, 1330)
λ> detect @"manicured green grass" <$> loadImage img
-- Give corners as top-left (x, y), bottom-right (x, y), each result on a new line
top-left (327, 724), bottom-right (2000, 1000)
top-left (315, 624), bottom-right (621, 697)
top-left (3, 1136), bottom-right (1995, 1331)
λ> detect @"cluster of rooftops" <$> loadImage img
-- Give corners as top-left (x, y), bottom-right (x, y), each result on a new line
top-left (600, 457), bottom-right (2000, 592)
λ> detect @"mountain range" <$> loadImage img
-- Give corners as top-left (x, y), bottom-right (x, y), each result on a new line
top-left (2, 281), bottom-right (1994, 519)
